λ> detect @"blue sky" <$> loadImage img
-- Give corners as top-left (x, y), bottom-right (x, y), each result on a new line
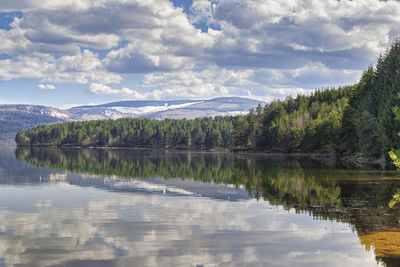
top-left (0, 0), bottom-right (400, 108)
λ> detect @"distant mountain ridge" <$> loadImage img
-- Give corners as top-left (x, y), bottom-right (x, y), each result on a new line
top-left (68, 97), bottom-right (265, 120)
top-left (75, 99), bottom-right (200, 108)
top-left (0, 97), bottom-right (265, 144)
top-left (0, 105), bottom-right (76, 145)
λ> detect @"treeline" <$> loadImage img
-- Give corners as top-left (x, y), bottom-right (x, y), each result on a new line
top-left (233, 39), bottom-right (400, 166)
top-left (233, 86), bottom-right (351, 153)
top-left (15, 39), bottom-right (400, 166)
top-left (16, 116), bottom-right (234, 149)
top-left (14, 87), bottom-right (352, 153)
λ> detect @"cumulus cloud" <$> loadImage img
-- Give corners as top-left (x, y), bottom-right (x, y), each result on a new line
top-left (88, 83), bottom-right (120, 94)
top-left (0, 0), bottom-right (215, 70)
top-left (37, 83), bottom-right (55, 90)
top-left (0, 0), bottom-right (400, 101)
top-left (104, 42), bottom-right (192, 74)
top-left (142, 66), bottom-right (254, 98)
top-left (120, 87), bottom-right (163, 100)
top-left (207, 0), bottom-right (400, 70)
top-left (141, 64), bottom-right (361, 101)
top-left (190, 0), bottom-right (216, 25)
top-left (87, 83), bottom-right (163, 100)
top-left (0, 50), bottom-right (121, 84)
top-left (0, 173), bottom-right (378, 267)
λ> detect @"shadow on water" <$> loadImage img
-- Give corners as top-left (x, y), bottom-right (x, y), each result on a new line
top-left (12, 146), bottom-right (400, 266)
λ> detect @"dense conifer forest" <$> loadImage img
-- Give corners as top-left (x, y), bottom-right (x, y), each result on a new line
top-left (16, 116), bottom-right (234, 149)
top-left (15, 39), bottom-right (400, 166)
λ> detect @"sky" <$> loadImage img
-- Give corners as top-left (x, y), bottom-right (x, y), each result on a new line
top-left (1, 0), bottom-right (400, 108)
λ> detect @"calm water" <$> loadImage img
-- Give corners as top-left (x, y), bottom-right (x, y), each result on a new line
top-left (1, 147), bottom-right (400, 266)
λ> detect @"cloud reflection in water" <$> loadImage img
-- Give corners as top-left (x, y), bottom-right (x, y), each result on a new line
top-left (0, 179), bottom-right (380, 267)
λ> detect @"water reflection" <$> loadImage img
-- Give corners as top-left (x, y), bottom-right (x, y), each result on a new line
top-left (0, 185), bottom-right (377, 267)
top-left (15, 147), bottom-right (345, 206)
top-left (3, 147), bottom-right (400, 265)
top-left (14, 147), bottom-right (400, 211)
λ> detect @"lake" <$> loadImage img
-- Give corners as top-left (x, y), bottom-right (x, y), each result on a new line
top-left (1, 146), bottom-right (400, 266)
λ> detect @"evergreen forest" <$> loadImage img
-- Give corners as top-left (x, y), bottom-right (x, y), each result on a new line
top-left (15, 39), bottom-right (400, 167)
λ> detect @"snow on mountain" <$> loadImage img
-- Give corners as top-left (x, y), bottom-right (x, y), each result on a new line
top-left (0, 97), bottom-right (265, 144)
top-left (68, 97), bottom-right (265, 120)
top-left (108, 101), bottom-right (203, 116)
top-left (0, 105), bottom-right (76, 145)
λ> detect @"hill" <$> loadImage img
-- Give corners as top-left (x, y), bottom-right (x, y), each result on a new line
top-left (0, 105), bottom-right (75, 145)
top-left (68, 97), bottom-right (265, 120)
top-left (15, 39), bottom-right (400, 168)
top-left (231, 39), bottom-right (400, 167)
top-left (1, 97), bottom-right (263, 145)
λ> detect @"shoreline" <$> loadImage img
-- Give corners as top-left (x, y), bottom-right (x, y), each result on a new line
top-left (15, 144), bottom-right (336, 158)
top-left (17, 144), bottom-right (387, 169)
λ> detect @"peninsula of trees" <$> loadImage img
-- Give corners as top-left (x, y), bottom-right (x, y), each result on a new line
top-left (16, 40), bottom-right (400, 166)
top-left (16, 116), bottom-right (234, 149)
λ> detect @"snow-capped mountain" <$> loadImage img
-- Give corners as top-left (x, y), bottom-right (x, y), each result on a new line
top-left (68, 97), bottom-right (265, 120)
top-left (0, 97), bottom-right (265, 144)
top-left (0, 105), bottom-right (77, 145)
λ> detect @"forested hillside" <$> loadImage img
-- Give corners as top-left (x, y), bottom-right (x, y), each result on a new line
top-left (15, 40), bottom-right (400, 166)
top-left (0, 105), bottom-right (73, 145)
top-left (233, 86), bottom-right (352, 153)
top-left (233, 39), bottom-right (400, 166)
top-left (16, 117), bottom-right (234, 149)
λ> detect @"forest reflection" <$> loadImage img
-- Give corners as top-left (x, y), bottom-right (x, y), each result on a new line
top-left (15, 147), bottom-right (400, 265)
top-left (16, 147), bottom-right (343, 208)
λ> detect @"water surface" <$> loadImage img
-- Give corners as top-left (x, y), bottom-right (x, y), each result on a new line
top-left (1, 147), bottom-right (400, 266)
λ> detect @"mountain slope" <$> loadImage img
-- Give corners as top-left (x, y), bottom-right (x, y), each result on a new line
top-left (1, 97), bottom-right (264, 145)
top-left (68, 97), bottom-right (265, 120)
top-left (0, 105), bottom-right (75, 145)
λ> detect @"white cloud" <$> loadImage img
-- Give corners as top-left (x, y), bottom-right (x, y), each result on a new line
top-left (141, 66), bottom-right (255, 99)
top-left (141, 64), bottom-right (361, 101)
top-left (120, 87), bottom-right (163, 100)
top-left (190, 0), bottom-right (216, 25)
top-left (0, 179), bottom-right (380, 267)
top-left (37, 83), bottom-right (55, 90)
top-left (88, 83), bottom-right (120, 94)
top-left (86, 83), bottom-right (163, 100)
top-left (104, 41), bottom-right (193, 74)
top-left (0, 0), bottom-right (216, 72)
top-left (206, 0), bottom-right (400, 70)
top-left (0, 0), bottom-right (400, 101)
top-left (0, 50), bottom-right (121, 84)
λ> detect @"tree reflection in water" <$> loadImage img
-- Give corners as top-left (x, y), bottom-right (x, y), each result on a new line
top-left (15, 147), bottom-right (400, 266)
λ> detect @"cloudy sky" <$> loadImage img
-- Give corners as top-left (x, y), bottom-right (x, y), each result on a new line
top-left (1, 0), bottom-right (400, 108)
